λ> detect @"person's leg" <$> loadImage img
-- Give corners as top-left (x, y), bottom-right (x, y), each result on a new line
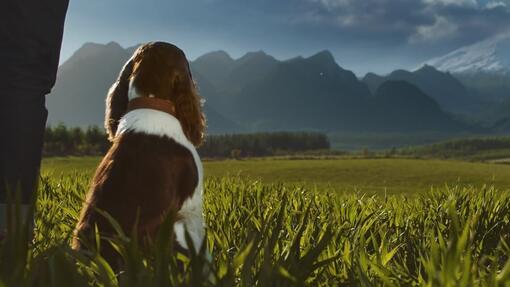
top-left (0, 92), bottom-right (47, 232)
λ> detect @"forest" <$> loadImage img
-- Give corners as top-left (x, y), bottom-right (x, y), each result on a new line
top-left (43, 125), bottom-right (330, 158)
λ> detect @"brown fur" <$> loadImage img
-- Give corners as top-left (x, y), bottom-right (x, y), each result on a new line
top-left (105, 42), bottom-right (205, 146)
top-left (72, 132), bottom-right (198, 262)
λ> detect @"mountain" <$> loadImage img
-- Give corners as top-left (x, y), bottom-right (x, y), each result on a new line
top-left (224, 51), bottom-right (278, 93)
top-left (362, 65), bottom-right (477, 114)
top-left (47, 42), bottom-right (240, 134)
top-left (48, 42), bottom-right (477, 134)
top-left (47, 42), bottom-right (131, 127)
top-left (194, 49), bottom-right (471, 132)
top-left (425, 33), bottom-right (510, 74)
top-left (492, 117), bottom-right (510, 132)
top-left (363, 73), bottom-right (385, 94)
top-left (370, 81), bottom-right (468, 132)
top-left (191, 51), bottom-right (235, 88)
top-left (222, 50), bottom-right (372, 131)
top-left (492, 98), bottom-right (510, 130)
top-left (453, 72), bottom-right (510, 103)
top-left (424, 33), bottom-right (510, 103)
top-left (489, 93), bottom-right (510, 132)
top-left (191, 50), bottom-right (278, 112)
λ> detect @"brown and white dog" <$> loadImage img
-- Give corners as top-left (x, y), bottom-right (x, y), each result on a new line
top-left (72, 42), bottom-right (207, 263)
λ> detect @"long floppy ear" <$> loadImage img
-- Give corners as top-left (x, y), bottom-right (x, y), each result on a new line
top-left (174, 60), bottom-right (206, 147)
top-left (105, 57), bottom-right (135, 141)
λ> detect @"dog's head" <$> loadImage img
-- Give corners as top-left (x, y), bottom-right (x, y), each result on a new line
top-left (105, 42), bottom-right (206, 146)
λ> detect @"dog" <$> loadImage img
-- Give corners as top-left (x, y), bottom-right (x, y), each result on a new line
top-left (72, 42), bottom-right (207, 264)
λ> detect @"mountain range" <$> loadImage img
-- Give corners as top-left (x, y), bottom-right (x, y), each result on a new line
top-left (363, 65), bottom-right (479, 114)
top-left (424, 32), bottom-right (510, 103)
top-left (46, 41), bottom-right (508, 134)
top-left (47, 42), bottom-right (240, 133)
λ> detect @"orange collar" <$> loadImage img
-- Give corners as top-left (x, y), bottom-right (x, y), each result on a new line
top-left (127, 97), bottom-right (176, 116)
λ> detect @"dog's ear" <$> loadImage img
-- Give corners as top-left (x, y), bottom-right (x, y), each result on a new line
top-left (105, 57), bottom-right (135, 141)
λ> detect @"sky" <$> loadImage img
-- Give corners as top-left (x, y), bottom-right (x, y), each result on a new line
top-left (61, 0), bottom-right (510, 75)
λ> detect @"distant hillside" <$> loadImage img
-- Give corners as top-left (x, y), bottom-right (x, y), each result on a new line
top-left (191, 50), bottom-right (279, 112)
top-left (491, 98), bottom-right (510, 132)
top-left (220, 51), bottom-right (372, 131)
top-left (362, 65), bottom-right (478, 114)
top-left (192, 51), bottom-right (235, 88)
top-left (48, 42), bottom-right (478, 134)
top-left (454, 72), bottom-right (510, 103)
top-left (363, 73), bottom-right (385, 94)
top-left (399, 136), bottom-right (510, 161)
top-left (493, 118), bottom-right (510, 133)
top-left (370, 81), bottom-right (468, 132)
top-left (47, 42), bottom-right (240, 134)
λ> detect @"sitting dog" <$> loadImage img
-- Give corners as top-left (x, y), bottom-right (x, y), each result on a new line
top-left (72, 42), bottom-right (207, 264)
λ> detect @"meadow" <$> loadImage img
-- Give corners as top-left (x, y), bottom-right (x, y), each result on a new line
top-left (1, 157), bottom-right (510, 285)
top-left (43, 157), bottom-right (510, 194)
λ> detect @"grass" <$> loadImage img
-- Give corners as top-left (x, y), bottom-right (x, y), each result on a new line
top-left (1, 156), bottom-right (504, 285)
top-left (3, 174), bottom-right (510, 285)
top-left (43, 157), bottom-right (510, 194)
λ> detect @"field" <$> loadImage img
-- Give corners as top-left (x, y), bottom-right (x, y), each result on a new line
top-left (2, 157), bottom-right (510, 285)
top-left (42, 157), bottom-right (510, 194)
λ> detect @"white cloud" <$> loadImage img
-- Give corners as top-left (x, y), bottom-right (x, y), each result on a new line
top-left (423, 0), bottom-right (478, 7)
top-left (485, 1), bottom-right (507, 8)
top-left (308, 0), bottom-right (350, 10)
top-left (409, 16), bottom-right (458, 43)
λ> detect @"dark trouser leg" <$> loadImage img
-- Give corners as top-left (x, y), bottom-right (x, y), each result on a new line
top-left (0, 93), bottom-right (47, 204)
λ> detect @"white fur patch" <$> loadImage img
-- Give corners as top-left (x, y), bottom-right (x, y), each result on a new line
top-left (116, 109), bottom-right (206, 250)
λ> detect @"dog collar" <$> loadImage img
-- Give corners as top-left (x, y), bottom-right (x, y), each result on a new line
top-left (127, 97), bottom-right (176, 116)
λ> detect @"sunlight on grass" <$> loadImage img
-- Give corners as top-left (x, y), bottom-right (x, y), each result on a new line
top-left (42, 157), bottom-right (510, 194)
top-left (2, 174), bottom-right (510, 285)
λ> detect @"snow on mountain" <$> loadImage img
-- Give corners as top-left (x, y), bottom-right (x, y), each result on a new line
top-left (424, 32), bottom-right (510, 74)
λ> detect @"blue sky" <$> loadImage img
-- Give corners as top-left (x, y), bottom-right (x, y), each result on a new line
top-left (61, 0), bottom-right (510, 75)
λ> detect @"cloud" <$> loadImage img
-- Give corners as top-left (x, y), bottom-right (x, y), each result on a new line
top-left (300, 0), bottom-right (510, 46)
top-left (63, 0), bottom-right (510, 74)
top-left (423, 0), bottom-right (477, 7)
top-left (409, 16), bottom-right (458, 43)
top-left (485, 1), bottom-right (507, 8)
top-left (303, 0), bottom-right (429, 29)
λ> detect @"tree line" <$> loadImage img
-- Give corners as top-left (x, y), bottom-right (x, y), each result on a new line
top-left (199, 132), bottom-right (330, 158)
top-left (398, 137), bottom-right (510, 158)
top-left (44, 125), bottom-right (110, 157)
top-left (43, 125), bottom-right (330, 158)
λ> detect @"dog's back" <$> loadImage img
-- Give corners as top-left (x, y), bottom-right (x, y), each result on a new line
top-left (72, 131), bottom-right (198, 264)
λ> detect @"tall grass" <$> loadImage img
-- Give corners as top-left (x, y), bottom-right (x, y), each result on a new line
top-left (1, 175), bottom-right (510, 286)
